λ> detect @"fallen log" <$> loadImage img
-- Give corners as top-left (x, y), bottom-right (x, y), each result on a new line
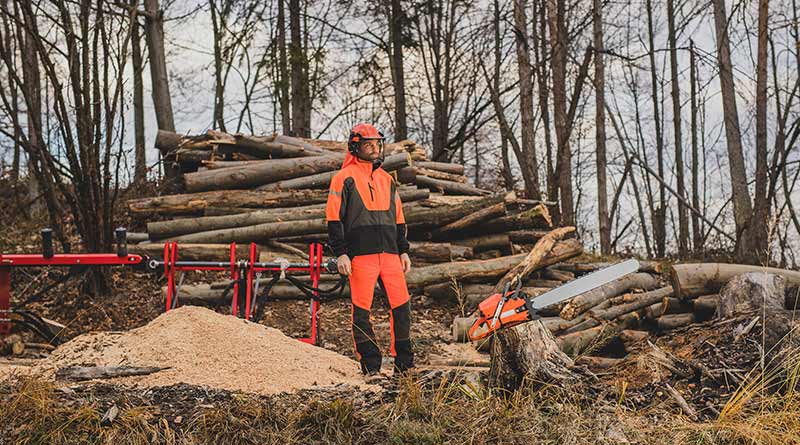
top-left (692, 294), bottom-right (719, 314)
top-left (476, 205), bottom-right (553, 234)
top-left (670, 263), bottom-right (800, 299)
top-left (642, 297), bottom-right (687, 320)
top-left (556, 313), bottom-right (640, 356)
top-left (716, 272), bottom-right (786, 318)
top-left (559, 260), bottom-right (664, 274)
top-left (493, 227), bottom-right (575, 293)
top-left (147, 204), bottom-right (326, 239)
top-left (56, 365), bottom-right (168, 381)
top-left (167, 219), bottom-right (327, 244)
top-left (657, 313), bottom-right (696, 331)
top-left (415, 175), bottom-right (491, 196)
top-left (450, 234), bottom-right (512, 254)
top-left (155, 129), bottom-right (183, 152)
top-left (184, 155), bottom-right (343, 192)
top-left (575, 356), bottom-right (623, 369)
top-left (410, 242), bottom-right (473, 261)
top-left (540, 268), bottom-right (574, 282)
top-left (588, 286), bottom-right (674, 321)
top-left (131, 243), bottom-right (259, 261)
top-left (405, 194), bottom-right (506, 228)
top-left (214, 134), bottom-right (328, 158)
top-left (414, 161), bottom-right (465, 175)
top-left (507, 230), bottom-right (550, 244)
top-left (404, 238), bottom-right (583, 289)
top-left (397, 166), bottom-right (467, 184)
top-left (559, 273), bottom-right (661, 320)
top-left (256, 152), bottom-right (412, 191)
top-left (128, 189), bottom-right (328, 216)
top-left (431, 201), bottom-right (507, 239)
top-left (618, 329), bottom-right (649, 348)
top-left (163, 283), bottom-right (349, 304)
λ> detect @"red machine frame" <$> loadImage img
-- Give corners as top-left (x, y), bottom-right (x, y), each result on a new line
top-left (1, 229), bottom-right (329, 345)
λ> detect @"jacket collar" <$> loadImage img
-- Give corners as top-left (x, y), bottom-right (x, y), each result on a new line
top-left (342, 151), bottom-right (382, 175)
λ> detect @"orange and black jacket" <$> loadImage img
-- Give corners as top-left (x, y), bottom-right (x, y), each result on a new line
top-left (325, 152), bottom-right (410, 258)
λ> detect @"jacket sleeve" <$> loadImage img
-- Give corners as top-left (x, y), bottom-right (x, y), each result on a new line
top-left (394, 187), bottom-right (410, 255)
top-left (326, 174), bottom-right (348, 257)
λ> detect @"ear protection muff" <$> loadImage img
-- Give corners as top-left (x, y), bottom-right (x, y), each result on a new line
top-left (348, 132), bottom-right (361, 154)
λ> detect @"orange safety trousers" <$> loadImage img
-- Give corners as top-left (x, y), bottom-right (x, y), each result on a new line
top-left (350, 252), bottom-right (413, 374)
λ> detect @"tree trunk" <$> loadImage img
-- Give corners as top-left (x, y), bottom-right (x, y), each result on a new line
top-left (404, 194), bottom-right (506, 228)
top-left (514, 0), bottom-right (541, 199)
top-left (645, 0), bottom-right (666, 257)
top-left (143, 0), bottom-right (178, 180)
top-left (167, 218), bottom-right (327, 244)
top-left (131, 7), bottom-right (147, 182)
top-left (750, 0), bottom-right (770, 264)
top-left (409, 242), bottom-right (473, 261)
top-left (587, 286), bottom-right (674, 320)
top-left (451, 234), bottom-right (513, 254)
top-left (489, 320), bottom-right (575, 391)
top-left (657, 313), bottom-right (695, 331)
top-left (414, 161), bottom-right (465, 175)
top-left (259, 153), bottom-right (410, 191)
top-left (712, 0), bottom-right (758, 263)
top-left (667, 0), bottom-right (689, 256)
top-left (547, 0), bottom-right (573, 225)
top-left (289, 0), bottom-right (309, 137)
top-left (389, 0), bottom-right (407, 140)
top-left (593, 0), bottom-right (610, 255)
top-left (716, 272), bottom-right (785, 318)
top-left (277, 0), bottom-right (291, 134)
top-left (689, 41), bottom-right (703, 253)
top-left (414, 176), bottom-right (490, 196)
top-left (432, 202), bottom-right (507, 238)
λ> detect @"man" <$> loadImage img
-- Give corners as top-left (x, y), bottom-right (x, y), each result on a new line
top-left (325, 122), bottom-right (414, 376)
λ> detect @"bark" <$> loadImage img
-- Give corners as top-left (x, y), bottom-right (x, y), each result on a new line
top-left (657, 313), bottom-right (696, 331)
top-left (259, 153), bottom-right (411, 191)
top-left (689, 41), bottom-right (703, 253)
top-left (215, 136), bottom-right (328, 158)
top-left (716, 272), bottom-right (785, 318)
top-left (414, 161), bottom-right (465, 175)
top-left (588, 286), bottom-right (674, 320)
top-left (130, 243), bottom-right (261, 261)
top-left (559, 272), bottom-right (661, 320)
top-left (143, 0), bottom-right (177, 180)
top-left (489, 320), bottom-right (575, 391)
top-left (751, 0), bottom-right (770, 263)
top-left (168, 219), bottom-right (327, 244)
top-left (451, 234), bottom-right (513, 254)
top-left (56, 366), bottom-right (166, 381)
top-left (473, 205), bottom-right (552, 235)
top-left (667, 0), bottom-right (689, 255)
top-left (540, 267), bottom-right (573, 282)
top-left (432, 201), bottom-right (507, 238)
top-left (289, 0), bottom-right (309, 137)
top-left (184, 155), bottom-right (342, 192)
top-left (593, 0), bottom-right (610, 255)
top-left (128, 189), bottom-right (328, 216)
top-left (409, 241), bottom-right (473, 261)
top-left (556, 313), bottom-right (640, 355)
top-left (147, 204), bottom-right (326, 239)
top-left (405, 194), bottom-right (506, 228)
top-left (277, 0), bottom-right (290, 134)
top-left (494, 227), bottom-right (575, 292)
top-left (692, 294), bottom-right (719, 314)
top-left (670, 263), bottom-right (800, 299)
top-left (404, 238), bottom-right (582, 289)
top-left (508, 229), bottom-right (550, 244)
top-left (712, 0), bottom-right (758, 262)
top-left (154, 129), bottom-right (182, 153)
top-left (533, 0), bottom-right (557, 216)
top-left (396, 166), bottom-right (467, 184)
top-left (415, 175), bottom-right (490, 196)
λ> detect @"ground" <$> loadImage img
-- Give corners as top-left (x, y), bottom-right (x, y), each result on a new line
top-left (1, 201), bottom-right (799, 444)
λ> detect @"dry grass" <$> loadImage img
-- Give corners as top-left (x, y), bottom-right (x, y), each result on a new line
top-left (2, 367), bottom-right (800, 444)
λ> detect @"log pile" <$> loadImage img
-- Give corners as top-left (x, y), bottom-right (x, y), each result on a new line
top-left (128, 130), bottom-right (559, 305)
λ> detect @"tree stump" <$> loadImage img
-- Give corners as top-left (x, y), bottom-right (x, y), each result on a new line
top-left (716, 272), bottom-right (786, 318)
top-left (488, 320), bottom-right (575, 391)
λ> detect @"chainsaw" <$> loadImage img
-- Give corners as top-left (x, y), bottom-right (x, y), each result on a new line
top-left (467, 259), bottom-right (640, 341)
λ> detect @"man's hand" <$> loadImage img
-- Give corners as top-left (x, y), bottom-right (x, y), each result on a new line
top-left (337, 254), bottom-right (352, 276)
top-left (400, 253), bottom-right (411, 273)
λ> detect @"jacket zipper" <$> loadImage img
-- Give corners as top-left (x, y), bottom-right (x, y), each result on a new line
top-left (368, 182), bottom-right (375, 201)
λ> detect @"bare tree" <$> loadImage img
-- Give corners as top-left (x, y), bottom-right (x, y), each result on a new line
top-left (131, 2), bottom-right (147, 183)
top-left (144, 0), bottom-right (178, 180)
top-left (513, 0), bottom-right (541, 199)
top-left (666, 0), bottom-right (688, 255)
top-left (289, 0), bottom-right (310, 137)
top-left (389, 0), bottom-right (408, 140)
top-left (689, 40), bottom-right (703, 253)
top-left (593, 0), bottom-right (609, 254)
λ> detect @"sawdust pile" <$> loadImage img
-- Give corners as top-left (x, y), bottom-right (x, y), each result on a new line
top-left (36, 306), bottom-right (366, 394)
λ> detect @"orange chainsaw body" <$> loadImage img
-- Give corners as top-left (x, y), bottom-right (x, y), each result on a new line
top-left (467, 290), bottom-right (533, 341)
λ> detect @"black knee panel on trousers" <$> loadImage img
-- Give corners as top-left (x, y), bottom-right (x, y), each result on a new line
top-left (352, 306), bottom-right (382, 373)
top-left (391, 302), bottom-right (414, 371)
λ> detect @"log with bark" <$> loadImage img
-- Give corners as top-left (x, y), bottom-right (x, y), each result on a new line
top-left (493, 227), bottom-right (576, 293)
top-left (450, 234), bottom-right (512, 254)
top-left (692, 294), bottom-right (719, 314)
top-left (147, 204), bottom-right (326, 239)
top-left (431, 201), bottom-right (508, 239)
top-left (128, 189), bottom-right (328, 216)
top-left (558, 273), bottom-right (661, 320)
top-left (167, 219), bottom-right (327, 244)
top-left (656, 313), bottom-right (696, 331)
top-left (587, 286), bottom-right (674, 321)
top-left (405, 194), bottom-right (506, 229)
top-left (671, 263), bottom-right (800, 299)
top-left (183, 155), bottom-right (343, 192)
top-left (473, 205), bottom-right (553, 235)
top-left (414, 161), bottom-right (465, 175)
top-left (56, 365), bottom-right (168, 381)
top-left (404, 238), bottom-right (582, 289)
top-left (716, 272), bottom-right (786, 318)
top-left (409, 242), bottom-right (473, 261)
top-left (131, 243), bottom-right (260, 261)
top-left (415, 175), bottom-right (491, 196)
top-left (396, 166), bottom-right (468, 184)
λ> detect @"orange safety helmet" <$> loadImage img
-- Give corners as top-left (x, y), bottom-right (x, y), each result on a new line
top-left (348, 123), bottom-right (385, 155)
